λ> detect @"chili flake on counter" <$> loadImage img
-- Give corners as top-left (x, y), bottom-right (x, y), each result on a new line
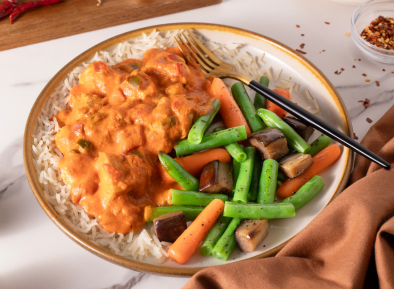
top-left (360, 16), bottom-right (394, 50)
top-left (363, 98), bottom-right (370, 109)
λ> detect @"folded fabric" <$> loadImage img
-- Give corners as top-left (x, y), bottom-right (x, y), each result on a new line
top-left (184, 105), bottom-right (394, 289)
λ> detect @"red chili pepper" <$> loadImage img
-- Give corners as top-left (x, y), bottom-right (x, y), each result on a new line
top-left (0, 0), bottom-right (18, 19)
top-left (10, 0), bottom-right (62, 24)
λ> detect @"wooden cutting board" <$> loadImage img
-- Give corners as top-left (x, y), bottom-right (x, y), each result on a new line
top-left (0, 0), bottom-right (221, 51)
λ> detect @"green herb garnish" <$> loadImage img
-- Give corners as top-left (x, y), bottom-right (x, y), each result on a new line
top-left (77, 139), bottom-right (93, 149)
top-left (128, 75), bottom-right (141, 87)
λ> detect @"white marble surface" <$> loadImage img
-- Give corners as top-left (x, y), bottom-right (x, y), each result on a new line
top-left (1, 0), bottom-right (393, 288)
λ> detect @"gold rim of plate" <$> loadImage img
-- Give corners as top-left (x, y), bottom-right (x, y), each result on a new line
top-left (23, 23), bottom-right (354, 276)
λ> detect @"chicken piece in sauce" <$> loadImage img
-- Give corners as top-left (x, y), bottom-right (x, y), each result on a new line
top-left (54, 47), bottom-right (216, 234)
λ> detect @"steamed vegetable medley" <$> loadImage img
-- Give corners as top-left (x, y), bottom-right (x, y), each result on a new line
top-left (146, 76), bottom-right (341, 264)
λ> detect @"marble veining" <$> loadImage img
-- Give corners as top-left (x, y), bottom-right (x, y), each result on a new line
top-left (344, 87), bottom-right (394, 120)
top-left (0, 137), bottom-right (25, 199)
top-left (102, 273), bottom-right (147, 289)
top-left (13, 79), bottom-right (49, 87)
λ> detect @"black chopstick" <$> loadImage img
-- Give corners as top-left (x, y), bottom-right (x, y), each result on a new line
top-left (248, 81), bottom-right (391, 170)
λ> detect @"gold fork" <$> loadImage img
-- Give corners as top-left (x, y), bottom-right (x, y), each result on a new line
top-left (174, 29), bottom-right (390, 169)
top-left (174, 30), bottom-right (250, 84)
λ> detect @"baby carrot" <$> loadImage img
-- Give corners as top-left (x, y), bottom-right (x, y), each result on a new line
top-left (175, 148), bottom-right (231, 177)
top-left (266, 88), bottom-right (290, 119)
top-left (210, 77), bottom-right (252, 136)
top-left (277, 144), bottom-right (341, 199)
top-left (168, 199), bottom-right (225, 264)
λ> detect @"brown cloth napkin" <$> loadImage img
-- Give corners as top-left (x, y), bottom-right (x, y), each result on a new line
top-left (184, 106), bottom-right (394, 289)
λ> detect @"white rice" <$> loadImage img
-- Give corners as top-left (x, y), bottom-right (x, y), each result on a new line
top-left (304, 89), bottom-right (321, 114)
top-left (274, 69), bottom-right (282, 82)
top-left (305, 89), bottom-right (313, 100)
top-left (259, 52), bottom-right (266, 64)
top-left (265, 67), bottom-right (273, 81)
top-left (31, 29), bottom-right (314, 263)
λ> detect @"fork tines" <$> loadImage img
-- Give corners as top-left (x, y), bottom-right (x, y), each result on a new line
top-left (174, 29), bottom-right (232, 77)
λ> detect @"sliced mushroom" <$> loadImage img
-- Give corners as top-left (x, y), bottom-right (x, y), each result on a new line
top-left (279, 153), bottom-right (314, 179)
top-left (283, 117), bottom-right (314, 142)
top-left (234, 219), bottom-right (269, 252)
top-left (153, 211), bottom-right (187, 242)
top-left (199, 160), bottom-right (233, 194)
top-left (249, 128), bottom-right (289, 160)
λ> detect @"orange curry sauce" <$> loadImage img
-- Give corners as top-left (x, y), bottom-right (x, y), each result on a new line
top-left (54, 47), bottom-right (215, 234)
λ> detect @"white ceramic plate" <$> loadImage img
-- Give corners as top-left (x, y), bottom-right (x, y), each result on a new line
top-left (24, 23), bottom-right (353, 275)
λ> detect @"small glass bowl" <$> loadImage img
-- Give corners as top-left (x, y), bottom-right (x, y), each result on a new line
top-left (351, 0), bottom-right (394, 63)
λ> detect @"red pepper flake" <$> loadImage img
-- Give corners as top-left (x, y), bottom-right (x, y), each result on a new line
top-left (353, 65), bottom-right (356, 68)
top-left (383, 69), bottom-right (386, 71)
top-left (296, 25), bottom-right (300, 28)
top-left (363, 98), bottom-right (370, 108)
top-left (358, 100), bottom-right (364, 102)
top-left (335, 69), bottom-right (342, 75)
top-left (366, 117), bottom-right (373, 123)
top-left (392, 72), bottom-right (394, 74)
top-left (354, 133), bottom-right (359, 140)
top-left (300, 43), bottom-right (305, 49)
top-left (10, 0), bottom-right (63, 24)
top-left (301, 34), bottom-right (305, 36)
top-left (376, 81), bottom-right (380, 86)
top-left (362, 73), bottom-right (367, 77)
top-left (325, 22), bottom-right (330, 25)
top-left (359, 59), bottom-right (361, 61)
top-left (360, 16), bottom-right (394, 50)
top-left (296, 49), bottom-right (306, 54)
top-left (322, 50), bottom-right (326, 52)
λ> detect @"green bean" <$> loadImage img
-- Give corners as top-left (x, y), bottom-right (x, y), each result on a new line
top-left (223, 202), bottom-right (295, 219)
top-left (277, 170), bottom-right (288, 183)
top-left (213, 127), bottom-right (247, 162)
top-left (257, 159), bottom-right (279, 204)
top-left (175, 126), bottom-right (247, 156)
top-left (213, 146), bottom-right (252, 260)
top-left (188, 98), bottom-right (221, 144)
top-left (231, 82), bottom-right (265, 133)
top-left (257, 109), bottom-right (311, 153)
top-left (200, 215), bottom-right (232, 256)
top-left (232, 147), bottom-right (255, 204)
top-left (211, 217), bottom-right (241, 261)
top-left (233, 158), bottom-right (241, 187)
top-left (254, 76), bottom-right (269, 110)
top-left (282, 175), bottom-right (325, 211)
top-left (309, 134), bottom-right (331, 157)
top-left (231, 144), bottom-right (244, 196)
top-left (248, 153), bottom-right (262, 202)
top-left (144, 206), bottom-right (203, 222)
top-left (158, 151), bottom-right (199, 191)
top-left (170, 189), bottom-right (228, 207)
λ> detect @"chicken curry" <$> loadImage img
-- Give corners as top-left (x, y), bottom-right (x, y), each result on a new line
top-left (54, 47), bottom-right (215, 234)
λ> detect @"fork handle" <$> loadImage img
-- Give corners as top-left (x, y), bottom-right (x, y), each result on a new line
top-left (248, 80), bottom-right (391, 170)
